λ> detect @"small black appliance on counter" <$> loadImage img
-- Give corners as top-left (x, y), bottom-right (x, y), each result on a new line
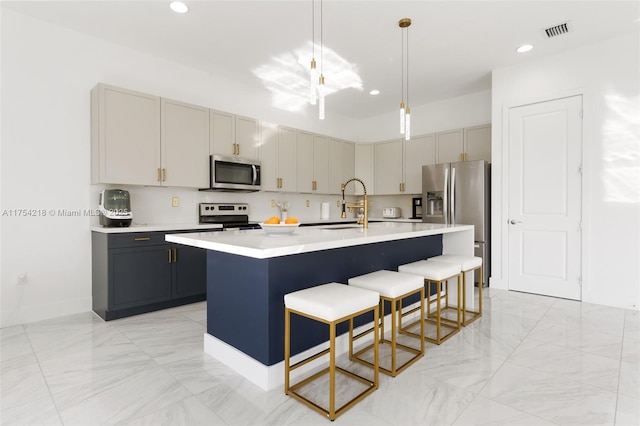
top-left (411, 197), bottom-right (423, 219)
top-left (99, 189), bottom-right (132, 227)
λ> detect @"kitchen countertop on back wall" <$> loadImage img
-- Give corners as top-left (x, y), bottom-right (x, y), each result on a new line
top-left (90, 217), bottom-right (423, 233)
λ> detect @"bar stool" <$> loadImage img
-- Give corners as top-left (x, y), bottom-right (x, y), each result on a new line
top-left (428, 254), bottom-right (483, 326)
top-left (284, 283), bottom-right (380, 421)
top-left (348, 270), bottom-right (425, 377)
top-left (398, 260), bottom-right (462, 345)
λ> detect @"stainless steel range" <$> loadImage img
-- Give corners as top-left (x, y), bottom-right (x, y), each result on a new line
top-left (198, 203), bottom-right (261, 230)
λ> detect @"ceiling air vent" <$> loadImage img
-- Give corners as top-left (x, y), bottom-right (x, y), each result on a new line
top-left (543, 21), bottom-right (572, 38)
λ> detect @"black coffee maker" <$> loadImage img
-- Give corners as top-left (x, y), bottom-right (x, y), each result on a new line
top-left (411, 197), bottom-right (422, 219)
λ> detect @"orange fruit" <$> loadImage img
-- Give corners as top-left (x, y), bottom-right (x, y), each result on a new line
top-left (264, 216), bottom-right (280, 224)
top-left (285, 217), bottom-right (299, 224)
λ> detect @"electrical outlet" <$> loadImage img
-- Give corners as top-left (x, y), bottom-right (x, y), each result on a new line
top-left (336, 200), bottom-right (340, 207)
top-left (271, 199), bottom-right (275, 207)
top-left (18, 273), bottom-right (27, 285)
top-left (171, 197), bottom-right (179, 207)
top-left (306, 200), bottom-right (310, 207)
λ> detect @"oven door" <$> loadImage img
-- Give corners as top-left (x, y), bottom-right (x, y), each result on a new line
top-left (210, 155), bottom-right (261, 192)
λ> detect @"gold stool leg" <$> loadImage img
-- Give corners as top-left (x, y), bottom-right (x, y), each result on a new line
top-left (329, 321), bottom-right (336, 420)
top-left (284, 307), bottom-right (290, 394)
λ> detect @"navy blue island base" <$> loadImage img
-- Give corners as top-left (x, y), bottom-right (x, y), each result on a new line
top-left (206, 234), bottom-right (442, 366)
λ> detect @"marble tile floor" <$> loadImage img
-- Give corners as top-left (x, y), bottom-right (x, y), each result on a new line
top-left (1, 288), bottom-right (638, 426)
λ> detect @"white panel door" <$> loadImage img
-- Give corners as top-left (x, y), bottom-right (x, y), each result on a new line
top-left (508, 95), bottom-right (582, 300)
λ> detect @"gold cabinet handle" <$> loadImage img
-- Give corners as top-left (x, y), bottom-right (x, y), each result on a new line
top-left (133, 237), bottom-right (151, 241)
top-left (172, 248), bottom-right (177, 263)
top-left (236, 144), bottom-right (240, 155)
top-left (162, 168), bottom-right (167, 181)
top-left (167, 249), bottom-right (172, 263)
top-left (157, 168), bottom-right (161, 182)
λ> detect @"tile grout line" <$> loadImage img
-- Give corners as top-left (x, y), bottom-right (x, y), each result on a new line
top-left (23, 325), bottom-right (65, 426)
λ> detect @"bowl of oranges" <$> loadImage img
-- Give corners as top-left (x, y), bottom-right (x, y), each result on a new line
top-left (259, 216), bottom-right (300, 236)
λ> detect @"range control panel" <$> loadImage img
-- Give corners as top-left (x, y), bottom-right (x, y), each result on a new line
top-left (199, 203), bottom-right (249, 217)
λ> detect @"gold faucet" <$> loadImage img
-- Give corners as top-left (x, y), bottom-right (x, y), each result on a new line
top-left (341, 178), bottom-right (368, 229)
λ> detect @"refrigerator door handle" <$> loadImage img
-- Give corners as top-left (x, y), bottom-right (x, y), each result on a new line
top-left (443, 167), bottom-right (449, 224)
top-left (451, 166), bottom-right (456, 225)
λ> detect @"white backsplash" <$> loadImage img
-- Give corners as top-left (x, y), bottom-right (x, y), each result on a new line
top-left (90, 185), bottom-right (420, 226)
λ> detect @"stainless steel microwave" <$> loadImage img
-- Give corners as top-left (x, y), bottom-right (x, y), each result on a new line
top-left (206, 155), bottom-right (261, 192)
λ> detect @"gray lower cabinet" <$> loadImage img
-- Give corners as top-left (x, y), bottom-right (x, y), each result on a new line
top-left (92, 230), bottom-right (207, 320)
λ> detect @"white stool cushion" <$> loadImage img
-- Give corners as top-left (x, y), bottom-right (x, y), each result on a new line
top-left (428, 254), bottom-right (482, 271)
top-left (284, 283), bottom-right (380, 322)
top-left (398, 260), bottom-right (461, 281)
top-left (348, 270), bottom-right (423, 298)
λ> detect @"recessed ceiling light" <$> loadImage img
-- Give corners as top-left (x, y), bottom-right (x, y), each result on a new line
top-left (516, 44), bottom-right (533, 53)
top-left (369, 89), bottom-right (380, 96)
top-left (170, 1), bottom-right (188, 14)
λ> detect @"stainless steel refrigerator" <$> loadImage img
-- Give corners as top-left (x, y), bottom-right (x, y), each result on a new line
top-left (422, 160), bottom-right (490, 286)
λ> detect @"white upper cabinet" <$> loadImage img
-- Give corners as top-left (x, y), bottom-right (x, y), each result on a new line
top-left (91, 84), bottom-right (208, 188)
top-left (312, 134), bottom-right (329, 194)
top-left (464, 124), bottom-right (492, 162)
top-left (354, 143), bottom-right (374, 195)
top-left (374, 139), bottom-right (403, 195)
top-left (92, 84), bottom-right (161, 186)
top-left (404, 133), bottom-right (436, 194)
top-left (260, 123), bottom-right (297, 192)
top-left (296, 132), bottom-right (330, 194)
top-left (235, 115), bottom-right (260, 160)
top-left (296, 130), bottom-right (314, 193)
top-left (161, 98), bottom-right (209, 188)
top-left (328, 138), bottom-right (355, 195)
top-left (436, 124), bottom-right (491, 163)
top-left (209, 109), bottom-right (235, 156)
top-left (209, 110), bottom-right (259, 160)
top-left (436, 129), bottom-right (464, 163)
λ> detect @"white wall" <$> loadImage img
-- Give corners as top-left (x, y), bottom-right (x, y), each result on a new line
top-left (491, 32), bottom-right (640, 310)
top-left (358, 90), bottom-right (491, 142)
top-left (0, 9), bottom-right (360, 327)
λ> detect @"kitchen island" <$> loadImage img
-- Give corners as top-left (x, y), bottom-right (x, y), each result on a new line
top-left (166, 222), bottom-right (474, 390)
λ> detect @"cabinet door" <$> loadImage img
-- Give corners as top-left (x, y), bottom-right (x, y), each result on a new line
top-left (278, 127), bottom-right (298, 192)
top-left (342, 141), bottom-right (356, 195)
top-left (210, 109), bottom-right (236, 156)
top-left (404, 133), bottom-right (436, 194)
top-left (161, 99), bottom-right (209, 188)
top-left (374, 139), bottom-right (403, 195)
top-left (235, 115), bottom-right (259, 160)
top-left (92, 84), bottom-right (160, 185)
top-left (464, 124), bottom-right (491, 162)
top-left (313, 134), bottom-right (329, 193)
top-left (436, 129), bottom-right (464, 163)
top-left (296, 130), bottom-right (314, 192)
top-left (109, 246), bottom-right (172, 309)
top-left (172, 245), bottom-right (206, 298)
top-left (260, 122), bottom-right (279, 191)
top-left (355, 143), bottom-right (374, 195)
top-left (328, 138), bottom-right (343, 195)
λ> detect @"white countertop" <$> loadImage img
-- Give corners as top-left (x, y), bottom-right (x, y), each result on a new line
top-left (166, 222), bottom-right (473, 259)
top-left (91, 223), bottom-right (224, 233)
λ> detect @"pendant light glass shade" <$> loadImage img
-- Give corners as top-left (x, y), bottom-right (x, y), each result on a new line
top-left (309, 58), bottom-right (317, 105)
top-left (318, 74), bottom-right (325, 120)
top-left (405, 107), bottom-right (411, 141)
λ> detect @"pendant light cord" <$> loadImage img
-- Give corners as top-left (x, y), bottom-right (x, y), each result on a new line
top-left (406, 24), bottom-right (409, 107)
top-left (320, 0), bottom-right (323, 75)
top-left (312, 0), bottom-right (315, 58)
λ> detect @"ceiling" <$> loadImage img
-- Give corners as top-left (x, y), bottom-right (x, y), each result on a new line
top-left (4, 1), bottom-right (639, 120)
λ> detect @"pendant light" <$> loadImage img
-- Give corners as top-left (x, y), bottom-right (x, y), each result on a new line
top-left (309, 0), bottom-right (317, 105)
top-left (399, 18), bottom-right (411, 140)
top-left (318, 0), bottom-right (325, 120)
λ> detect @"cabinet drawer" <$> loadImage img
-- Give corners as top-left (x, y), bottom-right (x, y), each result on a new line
top-left (108, 232), bottom-right (168, 248)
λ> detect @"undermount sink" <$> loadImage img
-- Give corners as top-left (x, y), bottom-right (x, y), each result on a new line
top-left (320, 225), bottom-right (362, 230)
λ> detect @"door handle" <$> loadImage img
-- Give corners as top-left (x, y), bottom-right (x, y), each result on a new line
top-left (509, 220), bottom-right (522, 225)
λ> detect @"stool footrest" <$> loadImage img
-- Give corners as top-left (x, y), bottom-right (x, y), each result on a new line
top-left (287, 366), bottom-right (377, 420)
top-left (290, 347), bottom-right (331, 371)
top-left (351, 340), bottom-right (423, 377)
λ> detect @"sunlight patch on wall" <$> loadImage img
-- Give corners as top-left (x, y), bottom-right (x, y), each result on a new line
top-left (253, 41), bottom-right (362, 113)
top-left (602, 91), bottom-right (640, 203)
